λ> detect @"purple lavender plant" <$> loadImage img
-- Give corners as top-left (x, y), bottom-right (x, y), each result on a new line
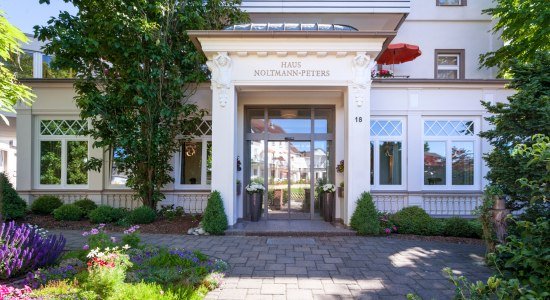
top-left (0, 221), bottom-right (66, 279)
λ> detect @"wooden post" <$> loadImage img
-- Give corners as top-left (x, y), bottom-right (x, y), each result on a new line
top-left (492, 196), bottom-right (509, 244)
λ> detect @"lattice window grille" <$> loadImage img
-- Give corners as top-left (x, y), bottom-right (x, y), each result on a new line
top-left (370, 120), bottom-right (402, 136)
top-left (40, 120), bottom-right (87, 136)
top-left (195, 120), bottom-right (212, 136)
top-left (424, 121), bottom-right (474, 136)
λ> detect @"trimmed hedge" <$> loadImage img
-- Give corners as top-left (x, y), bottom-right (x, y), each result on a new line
top-left (202, 191), bottom-right (228, 235)
top-left (53, 204), bottom-right (84, 221)
top-left (88, 205), bottom-right (126, 223)
top-left (0, 172), bottom-right (27, 220)
top-left (31, 196), bottom-right (63, 215)
top-left (73, 199), bottom-right (98, 216)
top-left (390, 206), bottom-right (433, 236)
top-left (350, 192), bottom-right (380, 235)
top-left (126, 206), bottom-right (157, 224)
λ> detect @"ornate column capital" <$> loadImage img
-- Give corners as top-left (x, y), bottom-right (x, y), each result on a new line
top-left (206, 52), bottom-right (233, 107)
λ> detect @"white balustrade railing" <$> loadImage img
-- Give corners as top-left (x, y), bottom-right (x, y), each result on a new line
top-left (422, 194), bottom-right (482, 217)
top-left (371, 193), bottom-right (408, 213)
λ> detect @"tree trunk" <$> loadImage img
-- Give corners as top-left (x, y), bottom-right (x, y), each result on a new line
top-left (492, 196), bottom-right (509, 244)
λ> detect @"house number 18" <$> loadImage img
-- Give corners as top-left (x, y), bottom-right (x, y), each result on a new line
top-left (355, 117), bottom-right (363, 123)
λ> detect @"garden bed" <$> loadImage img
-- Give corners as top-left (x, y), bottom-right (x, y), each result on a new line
top-left (21, 214), bottom-right (201, 235)
top-left (1, 222), bottom-right (225, 300)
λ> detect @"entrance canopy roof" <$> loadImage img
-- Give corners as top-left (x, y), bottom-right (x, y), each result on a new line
top-left (225, 23), bottom-right (358, 32)
top-left (187, 29), bottom-right (395, 59)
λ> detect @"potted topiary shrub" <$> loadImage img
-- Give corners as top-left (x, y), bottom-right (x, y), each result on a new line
top-left (246, 182), bottom-right (265, 222)
top-left (320, 183), bottom-right (336, 222)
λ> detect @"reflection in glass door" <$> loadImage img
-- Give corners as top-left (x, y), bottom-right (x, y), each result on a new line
top-left (267, 141), bottom-right (313, 219)
top-left (245, 107), bottom-right (334, 220)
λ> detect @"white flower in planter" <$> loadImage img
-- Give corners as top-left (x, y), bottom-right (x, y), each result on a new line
top-left (246, 183), bottom-right (265, 193)
top-left (322, 183), bottom-right (336, 193)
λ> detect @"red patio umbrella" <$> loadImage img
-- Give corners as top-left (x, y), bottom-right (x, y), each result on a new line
top-left (378, 43), bottom-right (422, 65)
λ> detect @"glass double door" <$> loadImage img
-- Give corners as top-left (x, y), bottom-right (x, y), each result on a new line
top-left (246, 107), bottom-right (334, 220)
top-left (267, 140), bottom-right (315, 219)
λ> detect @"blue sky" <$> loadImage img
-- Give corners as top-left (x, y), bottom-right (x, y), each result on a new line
top-left (0, 0), bottom-right (77, 34)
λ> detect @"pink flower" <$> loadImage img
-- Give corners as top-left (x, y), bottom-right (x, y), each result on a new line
top-left (384, 228), bottom-right (391, 235)
top-left (90, 228), bottom-right (99, 235)
top-left (110, 237), bottom-right (117, 243)
top-left (393, 225), bottom-right (398, 232)
top-left (82, 232), bottom-right (89, 237)
top-left (83, 244), bottom-right (89, 250)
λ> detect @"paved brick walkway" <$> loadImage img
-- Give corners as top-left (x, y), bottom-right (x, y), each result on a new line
top-left (53, 230), bottom-right (491, 300)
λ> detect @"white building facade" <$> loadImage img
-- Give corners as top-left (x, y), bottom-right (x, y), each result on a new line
top-left (15, 0), bottom-right (513, 226)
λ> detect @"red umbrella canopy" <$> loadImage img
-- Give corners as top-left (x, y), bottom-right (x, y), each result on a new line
top-left (378, 43), bottom-right (422, 65)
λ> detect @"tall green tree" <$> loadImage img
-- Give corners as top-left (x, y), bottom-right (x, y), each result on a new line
top-left (0, 11), bottom-right (35, 125)
top-left (35, 0), bottom-right (248, 208)
top-left (480, 0), bottom-right (550, 76)
top-left (480, 53), bottom-right (550, 212)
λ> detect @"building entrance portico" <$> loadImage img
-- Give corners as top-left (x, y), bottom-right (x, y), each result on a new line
top-left (188, 27), bottom-right (391, 226)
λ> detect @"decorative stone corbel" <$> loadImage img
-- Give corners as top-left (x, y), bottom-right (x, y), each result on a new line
top-left (206, 52), bottom-right (232, 108)
top-left (349, 53), bottom-right (376, 107)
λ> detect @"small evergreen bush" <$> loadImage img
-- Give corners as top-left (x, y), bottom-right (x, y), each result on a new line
top-left (427, 218), bottom-right (446, 236)
top-left (0, 172), bottom-right (27, 220)
top-left (88, 205), bottom-right (126, 223)
top-left (443, 217), bottom-right (473, 237)
top-left (468, 219), bottom-right (483, 238)
top-left (391, 206), bottom-right (432, 235)
top-left (350, 192), bottom-right (380, 235)
top-left (126, 206), bottom-right (157, 224)
top-left (31, 195), bottom-right (63, 215)
top-left (53, 204), bottom-right (85, 221)
top-left (202, 191), bottom-right (228, 235)
top-left (73, 199), bottom-right (97, 216)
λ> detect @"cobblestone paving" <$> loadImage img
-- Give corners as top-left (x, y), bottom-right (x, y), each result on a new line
top-left (54, 230), bottom-right (491, 300)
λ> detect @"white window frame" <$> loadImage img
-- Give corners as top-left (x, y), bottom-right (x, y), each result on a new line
top-left (175, 117), bottom-right (212, 190)
top-left (370, 117), bottom-right (407, 191)
top-left (175, 137), bottom-right (212, 190)
top-left (436, 54), bottom-right (460, 79)
top-left (422, 117), bottom-right (481, 191)
top-left (437, 0), bottom-right (464, 6)
top-left (34, 116), bottom-right (90, 189)
top-left (0, 149), bottom-right (6, 173)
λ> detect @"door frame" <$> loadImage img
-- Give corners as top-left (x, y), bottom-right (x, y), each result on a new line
top-left (244, 105), bottom-right (335, 220)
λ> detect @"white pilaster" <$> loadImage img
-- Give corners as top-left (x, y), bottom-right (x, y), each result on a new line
top-left (16, 105), bottom-right (32, 202)
top-left (344, 53), bottom-right (374, 224)
top-left (207, 52), bottom-right (237, 225)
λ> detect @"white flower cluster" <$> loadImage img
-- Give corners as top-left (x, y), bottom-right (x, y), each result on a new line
top-left (26, 224), bottom-right (49, 238)
top-left (246, 183), bottom-right (265, 193)
top-left (86, 245), bottom-right (131, 258)
top-left (322, 184), bottom-right (336, 193)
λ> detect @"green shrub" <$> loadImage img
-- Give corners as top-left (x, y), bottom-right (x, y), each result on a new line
top-left (468, 220), bottom-right (483, 239)
top-left (443, 217), bottom-right (481, 238)
top-left (445, 218), bottom-right (550, 298)
top-left (127, 206), bottom-right (157, 224)
top-left (89, 205), bottom-right (126, 223)
top-left (73, 199), bottom-right (98, 215)
top-left (31, 195), bottom-right (63, 215)
top-left (427, 218), bottom-right (446, 236)
top-left (53, 204), bottom-right (85, 221)
top-left (0, 172), bottom-right (27, 220)
top-left (391, 206), bottom-right (433, 235)
top-left (350, 192), bottom-right (380, 235)
top-left (202, 191), bottom-right (228, 235)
